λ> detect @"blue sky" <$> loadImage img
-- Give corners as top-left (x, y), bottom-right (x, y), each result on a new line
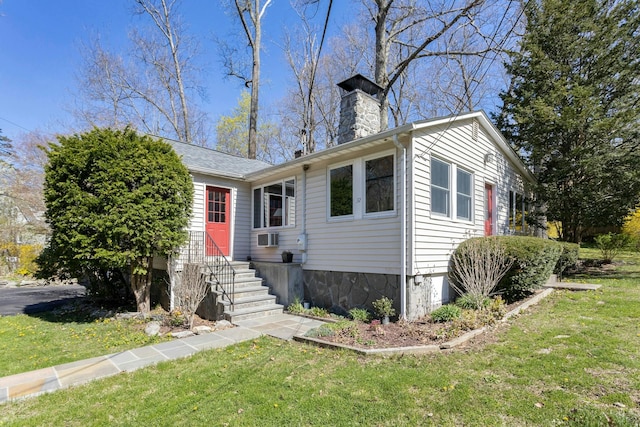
top-left (0, 0), bottom-right (348, 142)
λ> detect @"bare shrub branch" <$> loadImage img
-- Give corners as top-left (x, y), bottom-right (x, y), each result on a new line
top-left (173, 262), bottom-right (209, 329)
top-left (449, 237), bottom-right (513, 309)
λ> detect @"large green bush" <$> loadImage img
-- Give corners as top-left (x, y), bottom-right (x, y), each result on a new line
top-left (495, 236), bottom-right (562, 302)
top-left (37, 128), bottom-right (193, 313)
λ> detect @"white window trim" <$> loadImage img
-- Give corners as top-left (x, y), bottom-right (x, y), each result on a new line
top-left (327, 160), bottom-right (355, 222)
top-left (327, 150), bottom-right (397, 222)
top-left (362, 150), bottom-right (397, 219)
top-left (252, 177), bottom-right (296, 230)
top-left (430, 156), bottom-right (475, 224)
top-left (455, 166), bottom-right (474, 222)
top-left (430, 157), bottom-right (451, 218)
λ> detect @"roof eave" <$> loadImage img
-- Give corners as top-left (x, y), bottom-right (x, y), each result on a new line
top-left (246, 125), bottom-right (413, 181)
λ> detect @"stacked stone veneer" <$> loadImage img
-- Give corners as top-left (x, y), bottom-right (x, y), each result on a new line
top-left (337, 89), bottom-right (381, 144)
top-left (303, 270), bottom-right (400, 317)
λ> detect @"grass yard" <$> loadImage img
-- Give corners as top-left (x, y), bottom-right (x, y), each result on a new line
top-left (1, 249), bottom-right (639, 426)
top-left (0, 305), bottom-right (168, 377)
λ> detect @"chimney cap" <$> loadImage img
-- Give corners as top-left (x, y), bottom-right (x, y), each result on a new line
top-left (337, 74), bottom-right (383, 97)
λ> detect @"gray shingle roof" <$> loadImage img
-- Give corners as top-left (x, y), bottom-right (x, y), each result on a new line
top-left (166, 139), bottom-right (272, 179)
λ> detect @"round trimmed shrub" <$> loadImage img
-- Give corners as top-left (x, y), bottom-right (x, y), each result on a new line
top-left (495, 236), bottom-right (562, 302)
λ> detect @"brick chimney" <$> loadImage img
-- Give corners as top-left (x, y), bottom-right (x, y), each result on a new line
top-left (337, 74), bottom-right (383, 144)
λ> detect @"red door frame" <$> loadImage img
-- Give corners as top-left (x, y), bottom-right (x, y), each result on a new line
top-left (484, 183), bottom-right (494, 236)
top-left (206, 186), bottom-right (231, 256)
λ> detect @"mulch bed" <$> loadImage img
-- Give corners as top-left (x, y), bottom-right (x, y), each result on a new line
top-left (305, 291), bottom-right (545, 350)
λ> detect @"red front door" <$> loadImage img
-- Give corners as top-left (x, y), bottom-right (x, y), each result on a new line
top-left (206, 186), bottom-right (231, 256)
top-left (485, 183), bottom-right (494, 236)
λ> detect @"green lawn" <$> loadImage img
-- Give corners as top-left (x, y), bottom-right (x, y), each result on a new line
top-left (1, 253), bottom-right (639, 426)
top-left (0, 306), bottom-right (168, 377)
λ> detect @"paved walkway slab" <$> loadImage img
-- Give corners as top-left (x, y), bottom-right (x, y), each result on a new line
top-left (0, 314), bottom-right (323, 405)
top-left (544, 282), bottom-right (601, 291)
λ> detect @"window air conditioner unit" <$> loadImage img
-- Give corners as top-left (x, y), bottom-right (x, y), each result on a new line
top-left (257, 233), bottom-right (279, 247)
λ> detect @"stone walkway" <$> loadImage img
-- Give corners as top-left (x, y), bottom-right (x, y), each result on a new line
top-left (0, 313), bottom-right (325, 405)
top-left (543, 281), bottom-right (601, 291)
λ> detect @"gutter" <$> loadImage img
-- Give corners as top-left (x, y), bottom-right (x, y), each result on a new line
top-left (393, 134), bottom-right (407, 320)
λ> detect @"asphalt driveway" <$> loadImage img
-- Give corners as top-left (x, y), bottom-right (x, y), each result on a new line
top-left (0, 284), bottom-right (86, 316)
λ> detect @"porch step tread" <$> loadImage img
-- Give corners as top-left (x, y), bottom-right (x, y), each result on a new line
top-left (232, 294), bottom-right (277, 304)
top-left (226, 285), bottom-right (271, 296)
top-left (205, 276), bottom-right (262, 287)
top-left (224, 304), bottom-right (284, 323)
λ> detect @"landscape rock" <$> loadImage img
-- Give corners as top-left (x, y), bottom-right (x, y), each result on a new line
top-left (145, 321), bottom-right (161, 336)
top-left (193, 325), bottom-right (212, 334)
top-left (214, 320), bottom-right (233, 330)
top-left (171, 330), bottom-right (194, 338)
top-left (90, 309), bottom-right (114, 319)
top-left (116, 312), bottom-right (143, 320)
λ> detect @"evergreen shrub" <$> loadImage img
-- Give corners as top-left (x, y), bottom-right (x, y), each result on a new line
top-left (496, 236), bottom-right (562, 302)
top-left (554, 241), bottom-right (580, 277)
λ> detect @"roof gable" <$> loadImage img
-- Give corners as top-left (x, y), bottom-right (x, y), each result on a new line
top-left (245, 110), bottom-right (534, 184)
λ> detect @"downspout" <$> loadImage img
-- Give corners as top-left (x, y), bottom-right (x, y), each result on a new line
top-left (300, 164), bottom-right (309, 264)
top-left (393, 135), bottom-right (407, 320)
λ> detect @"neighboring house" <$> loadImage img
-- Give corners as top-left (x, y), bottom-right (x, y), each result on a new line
top-left (166, 75), bottom-right (535, 321)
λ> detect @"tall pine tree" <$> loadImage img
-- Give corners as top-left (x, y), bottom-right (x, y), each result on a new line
top-left (496, 0), bottom-right (640, 243)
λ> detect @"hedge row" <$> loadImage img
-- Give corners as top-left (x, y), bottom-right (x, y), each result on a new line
top-left (452, 236), bottom-right (579, 303)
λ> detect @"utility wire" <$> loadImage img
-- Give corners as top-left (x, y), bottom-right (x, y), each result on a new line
top-left (0, 116), bottom-right (32, 133)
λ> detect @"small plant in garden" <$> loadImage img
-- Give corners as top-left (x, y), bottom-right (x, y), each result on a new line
top-left (305, 324), bottom-right (335, 338)
top-left (594, 232), bottom-right (631, 263)
top-left (487, 296), bottom-right (506, 319)
top-left (430, 304), bottom-right (462, 323)
top-left (287, 297), bottom-right (305, 314)
top-left (349, 307), bottom-right (371, 322)
top-left (167, 310), bottom-right (187, 327)
top-left (309, 306), bottom-right (329, 317)
top-left (455, 293), bottom-right (490, 310)
top-left (372, 297), bottom-right (396, 319)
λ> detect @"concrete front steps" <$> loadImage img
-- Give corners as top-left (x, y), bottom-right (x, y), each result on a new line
top-left (206, 261), bottom-right (283, 324)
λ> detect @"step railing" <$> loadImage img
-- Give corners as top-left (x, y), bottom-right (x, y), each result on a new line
top-left (182, 231), bottom-right (236, 311)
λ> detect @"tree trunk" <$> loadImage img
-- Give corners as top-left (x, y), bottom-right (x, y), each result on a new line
top-left (131, 256), bottom-right (153, 314)
top-left (248, 19), bottom-right (260, 160)
top-left (374, 0), bottom-right (391, 131)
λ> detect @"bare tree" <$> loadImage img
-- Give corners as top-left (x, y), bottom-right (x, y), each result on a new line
top-left (277, 20), bottom-right (368, 154)
top-left (74, 1), bottom-right (210, 145)
top-left (134, 0), bottom-right (192, 142)
top-left (221, 0), bottom-right (273, 159)
top-left (349, 0), bottom-right (525, 129)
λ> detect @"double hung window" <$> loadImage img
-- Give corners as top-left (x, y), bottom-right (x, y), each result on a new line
top-left (253, 179), bottom-right (295, 228)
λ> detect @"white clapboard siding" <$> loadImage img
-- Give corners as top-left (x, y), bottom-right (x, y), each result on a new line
top-left (189, 173), bottom-right (253, 261)
top-left (411, 118), bottom-right (526, 275)
top-left (250, 142), bottom-right (404, 274)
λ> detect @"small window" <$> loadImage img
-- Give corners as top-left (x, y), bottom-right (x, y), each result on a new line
top-left (253, 179), bottom-right (295, 228)
top-left (456, 169), bottom-right (472, 220)
top-left (330, 165), bottom-right (353, 217)
top-left (365, 155), bottom-right (394, 214)
top-left (431, 158), bottom-right (450, 216)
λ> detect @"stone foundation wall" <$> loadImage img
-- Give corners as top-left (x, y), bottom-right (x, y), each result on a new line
top-left (303, 270), bottom-right (400, 317)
